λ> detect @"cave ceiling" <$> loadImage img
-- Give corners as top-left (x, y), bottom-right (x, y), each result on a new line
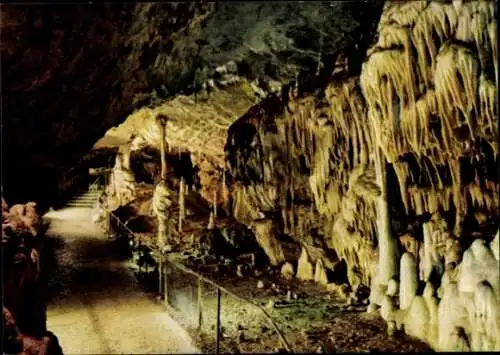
top-left (1, 1), bottom-right (382, 204)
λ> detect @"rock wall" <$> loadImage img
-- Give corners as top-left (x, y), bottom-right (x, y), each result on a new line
top-left (225, 0), bottom-right (499, 350)
top-left (2, 199), bottom-right (62, 354)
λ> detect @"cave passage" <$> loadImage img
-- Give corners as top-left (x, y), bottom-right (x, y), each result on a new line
top-left (42, 198), bottom-right (199, 354)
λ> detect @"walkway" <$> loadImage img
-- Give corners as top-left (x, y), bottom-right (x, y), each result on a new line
top-left (43, 203), bottom-right (199, 354)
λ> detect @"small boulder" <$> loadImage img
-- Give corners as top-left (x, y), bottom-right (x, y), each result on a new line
top-left (257, 280), bottom-right (265, 289)
top-left (281, 262), bottom-right (295, 280)
top-left (296, 247), bottom-right (314, 281)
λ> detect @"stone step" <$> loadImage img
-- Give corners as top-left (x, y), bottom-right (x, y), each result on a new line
top-left (67, 203), bottom-right (95, 207)
top-left (73, 192), bottom-right (103, 198)
top-left (68, 199), bottom-right (97, 203)
top-left (68, 200), bottom-right (97, 205)
top-left (71, 196), bottom-right (100, 201)
top-left (68, 199), bottom-right (99, 204)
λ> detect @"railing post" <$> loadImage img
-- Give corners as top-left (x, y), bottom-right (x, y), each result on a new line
top-left (197, 278), bottom-right (203, 330)
top-left (216, 288), bottom-right (221, 354)
top-left (164, 261), bottom-right (169, 308)
top-left (159, 257), bottom-right (165, 296)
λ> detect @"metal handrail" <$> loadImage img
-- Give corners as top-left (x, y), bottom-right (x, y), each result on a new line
top-left (106, 207), bottom-right (292, 352)
top-left (166, 258), bottom-right (292, 352)
top-left (88, 176), bottom-right (103, 193)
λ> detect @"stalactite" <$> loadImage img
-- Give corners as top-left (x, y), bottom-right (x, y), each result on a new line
top-left (489, 20), bottom-right (498, 86)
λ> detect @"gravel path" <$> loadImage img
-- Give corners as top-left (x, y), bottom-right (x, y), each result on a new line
top-left (43, 206), bottom-right (199, 354)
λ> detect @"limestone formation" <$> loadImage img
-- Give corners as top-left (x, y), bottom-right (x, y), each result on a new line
top-left (405, 296), bottom-right (429, 342)
top-left (386, 278), bottom-right (399, 297)
top-left (399, 234), bottom-right (419, 259)
top-left (491, 229), bottom-right (499, 261)
top-left (178, 178), bottom-right (185, 232)
top-left (3, 202), bottom-right (40, 237)
top-left (251, 220), bottom-right (285, 266)
top-left (457, 239), bottom-right (499, 295)
top-left (380, 294), bottom-right (395, 322)
top-left (314, 259), bottom-right (329, 286)
top-left (399, 252), bottom-right (418, 310)
top-left (207, 211), bottom-right (215, 230)
top-left (280, 262), bottom-right (295, 280)
top-left (449, 327), bottom-right (471, 352)
top-left (103, 144), bottom-right (137, 211)
top-left (470, 281), bottom-right (498, 351)
top-left (296, 247), bottom-right (314, 281)
top-left (5, 1), bottom-right (499, 352)
top-left (423, 282), bottom-right (439, 346)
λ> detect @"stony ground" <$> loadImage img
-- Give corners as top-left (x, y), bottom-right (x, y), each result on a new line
top-left (158, 254), bottom-right (433, 353)
top-left (42, 206), bottom-right (199, 354)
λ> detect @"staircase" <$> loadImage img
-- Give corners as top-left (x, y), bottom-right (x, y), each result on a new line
top-left (66, 189), bottom-right (103, 208)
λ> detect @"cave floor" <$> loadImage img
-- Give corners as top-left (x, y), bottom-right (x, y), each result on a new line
top-left (42, 206), bottom-right (200, 354)
top-left (163, 255), bottom-right (434, 353)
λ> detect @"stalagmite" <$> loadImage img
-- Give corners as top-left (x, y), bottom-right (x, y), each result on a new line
top-left (251, 220), bottom-right (285, 266)
top-left (451, 327), bottom-right (472, 351)
top-left (380, 294), bottom-right (395, 322)
top-left (104, 144), bottom-right (137, 210)
top-left (296, 247), bottom-right (314, 281)
top-left (405, 296), bottom-right (429, 342)
top-left (421, 221), bottom-right (434, 282)
top-left (371, 147), bottom-right (399, 304)
top-left (281, 262), bottom-right (295, 280)
top-left (207, 211), bottom-right (215, 230)
top-left (399, 252), bottom-right (418, 310)
top-left (423, 282), bottom-right (439, 346)
top-left (471, 280), bottom-right (499, 351)
top-left (314, 259), bottom-right (329, 286)
top-left (445, 237), bottom-right (462, 268)
top-left (438, 282), bottom-right (466, 350)
top-left (457, 239), bottom-right (499, 295)
top-left (386, 278), bottom-right (399, 297)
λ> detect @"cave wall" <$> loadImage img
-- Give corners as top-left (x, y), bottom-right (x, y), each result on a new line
top-left (225, 0), bottom-right (498, 288)
top-left (225, 0), bottom-right (499, 350)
